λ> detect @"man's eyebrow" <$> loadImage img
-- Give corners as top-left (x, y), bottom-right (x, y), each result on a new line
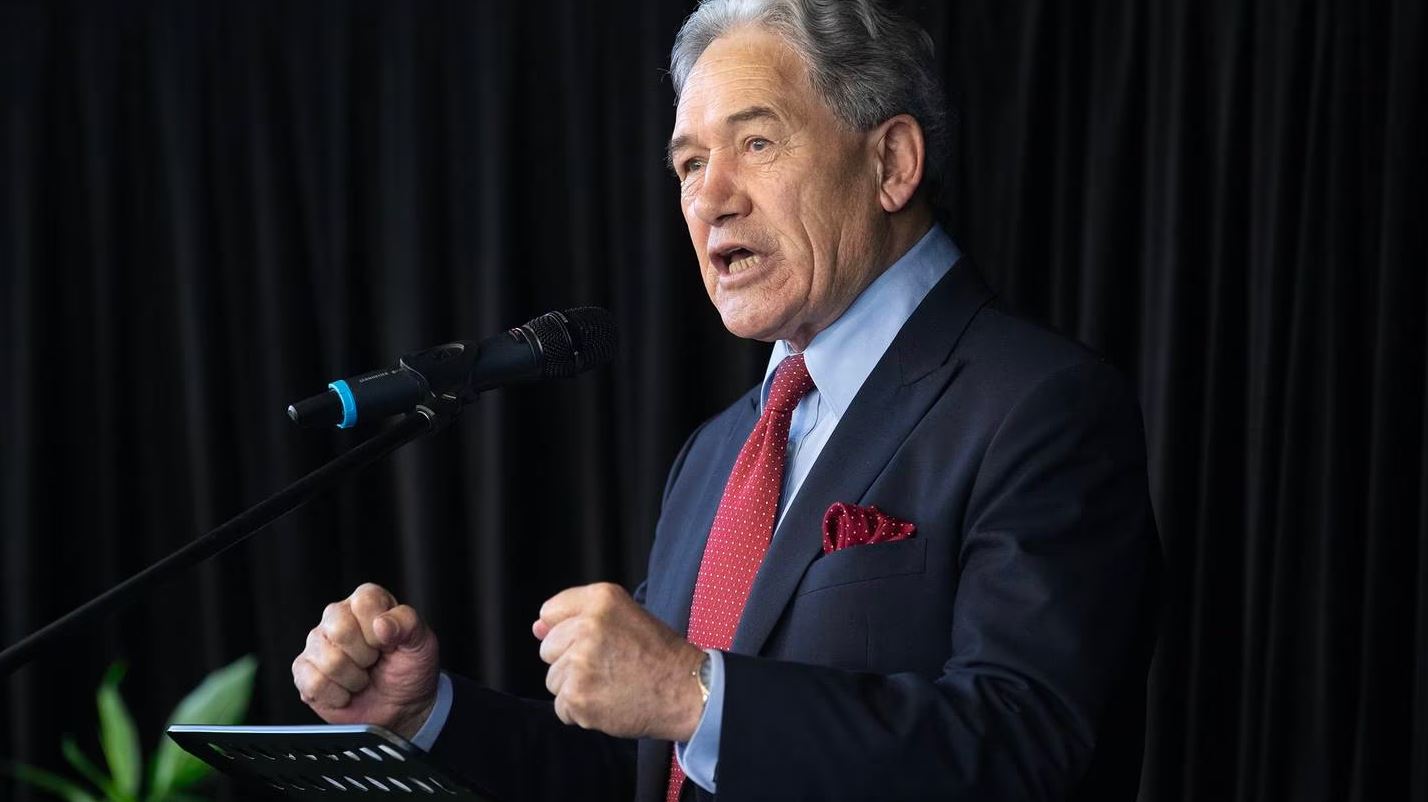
top-left (666, 135), bottom-right (692, 170)
top-left (725, 105), bottom-right (781, 127)
top-left (667, 106), bottom-right (784, 170)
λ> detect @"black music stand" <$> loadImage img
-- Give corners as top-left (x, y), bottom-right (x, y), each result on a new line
top-left (166, 724), bottom-right (497, 800)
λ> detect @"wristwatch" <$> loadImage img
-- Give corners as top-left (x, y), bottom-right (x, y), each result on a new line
top-left (693, 651), bottom-right (712, 706)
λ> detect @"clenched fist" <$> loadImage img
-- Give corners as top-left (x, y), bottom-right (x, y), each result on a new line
top-left (534, 582), bottom-right (707, 742)
top-left (292, 583), bottom-right (440, 740)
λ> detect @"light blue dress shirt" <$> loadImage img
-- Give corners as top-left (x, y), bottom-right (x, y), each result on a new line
top-left (412, 225), bottom-right (961, 793)
top-left (674, 224), bottom-right (957, 789)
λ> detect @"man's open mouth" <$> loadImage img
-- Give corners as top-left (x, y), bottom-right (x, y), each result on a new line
top-left (713, 245), bottom-right (765, 276)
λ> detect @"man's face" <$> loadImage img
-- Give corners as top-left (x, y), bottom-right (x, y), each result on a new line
top-left (669, 28), bottom-right (889, 348)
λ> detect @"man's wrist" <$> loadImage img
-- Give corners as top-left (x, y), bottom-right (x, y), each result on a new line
top-left (407, 673), bottom-right (454, 751)
top-left (669, 643), bottom-right (710, 741)
top-left (674, 649), bottom-right (723, 791)
top-left (392, 698), bottom-right (438, 741)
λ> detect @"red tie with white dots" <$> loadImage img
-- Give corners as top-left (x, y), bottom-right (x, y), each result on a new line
top-left (666, 353), bottom-right (816, 802)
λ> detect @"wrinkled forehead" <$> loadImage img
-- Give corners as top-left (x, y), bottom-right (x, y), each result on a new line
top-left (671, 28), bottom-right (817, 139)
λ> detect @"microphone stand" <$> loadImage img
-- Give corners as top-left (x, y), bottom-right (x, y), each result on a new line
top-left (0, 398), bottom-right (461, 676)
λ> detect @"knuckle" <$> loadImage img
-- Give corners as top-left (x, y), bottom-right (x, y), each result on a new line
top-left (320, 617), bottom-right (353, 644)
top-left (294, 674), bottom-right (319, 701)
top-left (354, 583), bottom-right (393, 606)
top-left (565, 644), bottom-right (589, 668)
top-left (563, 676), bottom-right (590, 708)
top-left (563, 617), bottom-right (586, 641)
top-left (301, 668), bottom-right (327, 694)
top-left (587, 619), bottom-right (609, 642)
top-left (563, 693), bottom-right (594, 728)
top-left (313, 648), bottom-right (344, 677)
top-left (590, 583), bottom-right (626, 617)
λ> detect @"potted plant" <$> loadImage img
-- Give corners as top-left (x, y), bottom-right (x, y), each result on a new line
top-left (5, 655), bottom-right (257, 802)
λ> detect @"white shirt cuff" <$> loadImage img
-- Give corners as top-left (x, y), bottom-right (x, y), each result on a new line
top-left (407, 671), bottom-right (453, 752)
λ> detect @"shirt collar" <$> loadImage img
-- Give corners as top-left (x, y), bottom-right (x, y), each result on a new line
top-left (761, 224), bottom-right (961, 418)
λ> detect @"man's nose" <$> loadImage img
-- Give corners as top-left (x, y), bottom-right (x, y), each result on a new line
top-left (691, 151), bottom-right (751, 225)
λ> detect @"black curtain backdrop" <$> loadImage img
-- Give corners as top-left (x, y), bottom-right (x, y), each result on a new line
top-left (2, 1), bottom-right (1425, 800)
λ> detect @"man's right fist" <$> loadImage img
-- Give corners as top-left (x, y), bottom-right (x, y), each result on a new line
top-left (292, 583), bottom-right (441, 740)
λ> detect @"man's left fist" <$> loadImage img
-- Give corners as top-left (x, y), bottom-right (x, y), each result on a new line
top-left (534, 582), bottom-right (707, 742)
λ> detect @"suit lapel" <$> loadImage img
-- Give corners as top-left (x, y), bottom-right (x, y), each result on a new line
top-left (730, 259), bottom-right (994, 655)
top-left (647, 389), bottom-right (760, 635)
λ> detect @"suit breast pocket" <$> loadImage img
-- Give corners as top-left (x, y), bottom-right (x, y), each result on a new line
top-left (797, 538), bottom-right (928, 595)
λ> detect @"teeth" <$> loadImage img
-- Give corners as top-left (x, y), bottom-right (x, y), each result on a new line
top-left (727, 252), bottom-right (762, 274)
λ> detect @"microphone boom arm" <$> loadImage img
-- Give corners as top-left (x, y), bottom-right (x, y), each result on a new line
top-left (0, 400), bottom-right (459, 676)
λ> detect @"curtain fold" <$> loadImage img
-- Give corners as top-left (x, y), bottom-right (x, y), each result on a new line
top-left (2, 1), bottom-right (1424, 799)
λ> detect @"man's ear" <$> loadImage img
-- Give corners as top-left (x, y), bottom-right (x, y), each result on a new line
top-left (871, 114), bottom-right (926, 213)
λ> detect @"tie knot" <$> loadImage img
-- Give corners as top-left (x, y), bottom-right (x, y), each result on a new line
top-left (765, 354), bottom-right (814, 415)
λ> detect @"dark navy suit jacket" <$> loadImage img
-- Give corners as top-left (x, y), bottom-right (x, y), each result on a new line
top-left (431, 260), bottom-right (1162, 801)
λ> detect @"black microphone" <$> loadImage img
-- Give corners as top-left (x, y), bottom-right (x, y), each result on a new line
top-left (286, 307), bottom-right (617, 428)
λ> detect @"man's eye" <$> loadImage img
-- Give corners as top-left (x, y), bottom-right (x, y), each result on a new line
top-left (748, 138), bottom-right (769, 152)
top-left (683, 159), bottom-right (705, 175)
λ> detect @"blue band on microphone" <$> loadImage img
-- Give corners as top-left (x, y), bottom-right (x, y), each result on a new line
top-left (328, 380), bottom-right (358, 429)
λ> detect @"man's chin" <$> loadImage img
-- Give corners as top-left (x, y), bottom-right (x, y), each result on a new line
top-left (715, 307), bottom-right (788, 344)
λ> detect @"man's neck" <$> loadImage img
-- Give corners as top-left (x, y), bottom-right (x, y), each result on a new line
top-left (882, 205), bottom-right (936, 273)
top-left (849, 205), bottom-right (938, 318)
top-left (785, 206), bottom-right (936, 352)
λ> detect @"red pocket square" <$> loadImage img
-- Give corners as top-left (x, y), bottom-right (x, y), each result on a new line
top-left (821, 502), bottom-right (918, 554)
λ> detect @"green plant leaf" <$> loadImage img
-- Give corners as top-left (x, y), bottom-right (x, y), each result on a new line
top-left (96, 663), bottom-right (142, 800)
top-left (4, 760), bottom-right (101, 802)
top-left (60, 738), bottom-right (132, 802)
top-left (147, 655), bottom-right (257, 801)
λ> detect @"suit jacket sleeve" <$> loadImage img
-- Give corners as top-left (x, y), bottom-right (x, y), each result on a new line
top-left (715, 359), bottom-right (1161, 800)
top-left (427, 673), bottom-right (637, 802)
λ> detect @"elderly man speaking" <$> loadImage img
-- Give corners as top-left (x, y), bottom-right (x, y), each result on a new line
top-left (291, 1), bottom-right (1161, 800)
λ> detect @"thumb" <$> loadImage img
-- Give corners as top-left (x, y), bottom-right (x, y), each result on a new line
top-left (372, 605), bottom-right (431, 653)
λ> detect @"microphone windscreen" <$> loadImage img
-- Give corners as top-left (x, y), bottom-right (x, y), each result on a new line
top-left (528, 307), bottom-right (618, 378)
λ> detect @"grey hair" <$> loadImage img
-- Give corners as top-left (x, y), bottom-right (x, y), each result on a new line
top-left (670, 0), bottom-right (954, 205)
